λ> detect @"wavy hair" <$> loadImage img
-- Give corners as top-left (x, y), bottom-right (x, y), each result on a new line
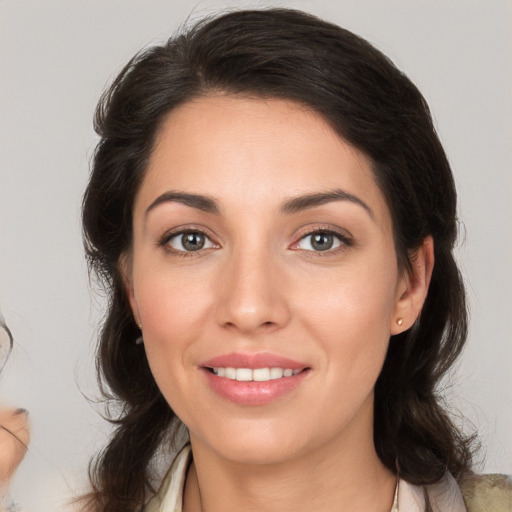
top-left (82, 8), bottom-right (473, 511)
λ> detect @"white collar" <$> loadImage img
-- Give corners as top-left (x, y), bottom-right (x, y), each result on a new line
top-left (398, 473), bottom-right (467, 512)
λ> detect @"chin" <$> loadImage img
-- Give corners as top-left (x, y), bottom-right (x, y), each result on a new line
top-left (215, 440), bottom-right (302, 466)
top-left (190, 418), bottom-right (325, 466)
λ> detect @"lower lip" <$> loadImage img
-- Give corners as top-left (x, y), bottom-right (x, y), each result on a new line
top-left (202, 368), bottom-right (309, 406)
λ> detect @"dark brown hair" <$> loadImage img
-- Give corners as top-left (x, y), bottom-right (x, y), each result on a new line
top-left (82, 8), bottom-right (473, 511)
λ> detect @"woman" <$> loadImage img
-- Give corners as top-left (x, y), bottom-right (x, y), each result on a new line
top-left (81, 8), bottom-right (510, 512)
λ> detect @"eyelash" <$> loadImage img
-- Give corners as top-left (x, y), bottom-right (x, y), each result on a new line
top-left (158, 226), bottom-right (353, 257)
top-left (292, 227), bottom-right (353, 256)
top-left (158, 226), bottom-right (218, 258)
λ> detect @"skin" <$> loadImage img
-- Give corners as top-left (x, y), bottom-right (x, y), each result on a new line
top-left (123, 96), bottom-right (434, 512)
top-left (0, 407), bottom-right (30, 496)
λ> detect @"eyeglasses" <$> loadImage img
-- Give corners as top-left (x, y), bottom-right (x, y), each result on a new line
top-left (0, 320), bottom-right (13, 375)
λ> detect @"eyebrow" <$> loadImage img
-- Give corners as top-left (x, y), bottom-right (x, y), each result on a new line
top-left (145, 191), bottom-right (220, 216)
top-left (145, 188), bottom-right (374, 220)
top-left (281, 188), bottom-right (374, 219)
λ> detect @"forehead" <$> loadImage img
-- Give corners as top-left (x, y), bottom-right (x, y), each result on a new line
top-left (135, 95), bottom-right (390, 227)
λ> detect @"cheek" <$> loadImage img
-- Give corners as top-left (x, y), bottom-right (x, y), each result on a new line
top-left (133, 267), bottom-right (213, 383)
top-left (134, 260), bottom-right (212, 331)
top-left (298, 259), bottom-right (398, 330)
top-left (294, 258), bottom-right (399, 379)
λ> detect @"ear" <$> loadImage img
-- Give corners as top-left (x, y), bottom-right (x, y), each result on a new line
top-left (118, 253), bottom-right (142, 328)
top-left (390, 236), bottom-right (435, 335)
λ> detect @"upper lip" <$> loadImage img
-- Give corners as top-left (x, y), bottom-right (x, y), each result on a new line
top-left (201, 352), bottom-right (308, 370)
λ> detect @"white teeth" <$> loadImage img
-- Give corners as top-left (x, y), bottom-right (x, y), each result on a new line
top-left (270, 367), bottom-right (284, 379)
top-left (211, 367), bottom-right (301, 382)
top-left (225, 367), bottom-right (236, 379)
top-left (253, 368), bottom-right (270, 381)
top-left (235, 368), bottom-right (253, 381)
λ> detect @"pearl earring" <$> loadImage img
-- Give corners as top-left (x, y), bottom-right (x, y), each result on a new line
top-left (396, 318), bottom-right (403, 326)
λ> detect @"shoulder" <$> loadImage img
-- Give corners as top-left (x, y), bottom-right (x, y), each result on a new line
top-left (400, 471), bottom-right (512, 512)
top-left (459, 473), bottom-right (512, 512)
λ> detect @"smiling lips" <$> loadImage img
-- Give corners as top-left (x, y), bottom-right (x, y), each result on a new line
top-left (212, 367), bottom-right (302, 381)
top-left (201, 352), bottom-right (309, 405)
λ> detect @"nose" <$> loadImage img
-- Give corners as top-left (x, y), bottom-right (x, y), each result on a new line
top-left (215, 246), bottom-right (291, 335)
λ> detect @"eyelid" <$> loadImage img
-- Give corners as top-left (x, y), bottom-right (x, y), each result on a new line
top-left (289, 225), bottom-right (353, 253)
top-left (158, 225), bottom-right (220, 253)
top-left (157, 223), bottom-right (352, 256)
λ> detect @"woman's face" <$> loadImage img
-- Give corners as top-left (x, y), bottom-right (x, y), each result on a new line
top-left (125, 96), bottom-right (416, 465)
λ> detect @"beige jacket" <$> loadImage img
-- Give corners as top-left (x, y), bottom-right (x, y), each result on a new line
top-left (146, 445), bottom-right (512, 512)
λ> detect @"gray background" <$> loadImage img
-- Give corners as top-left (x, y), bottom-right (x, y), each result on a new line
top-left (0, 1), bottom-right (511, 510)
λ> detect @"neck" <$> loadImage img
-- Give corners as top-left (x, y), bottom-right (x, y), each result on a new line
top-left (183, 406), bottom-right (396, 512)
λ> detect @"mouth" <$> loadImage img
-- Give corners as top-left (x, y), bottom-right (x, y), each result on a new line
top-left (200, 352), bottom-right (311, 405)
top-left (206, 366), bottom-right (304, 381)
